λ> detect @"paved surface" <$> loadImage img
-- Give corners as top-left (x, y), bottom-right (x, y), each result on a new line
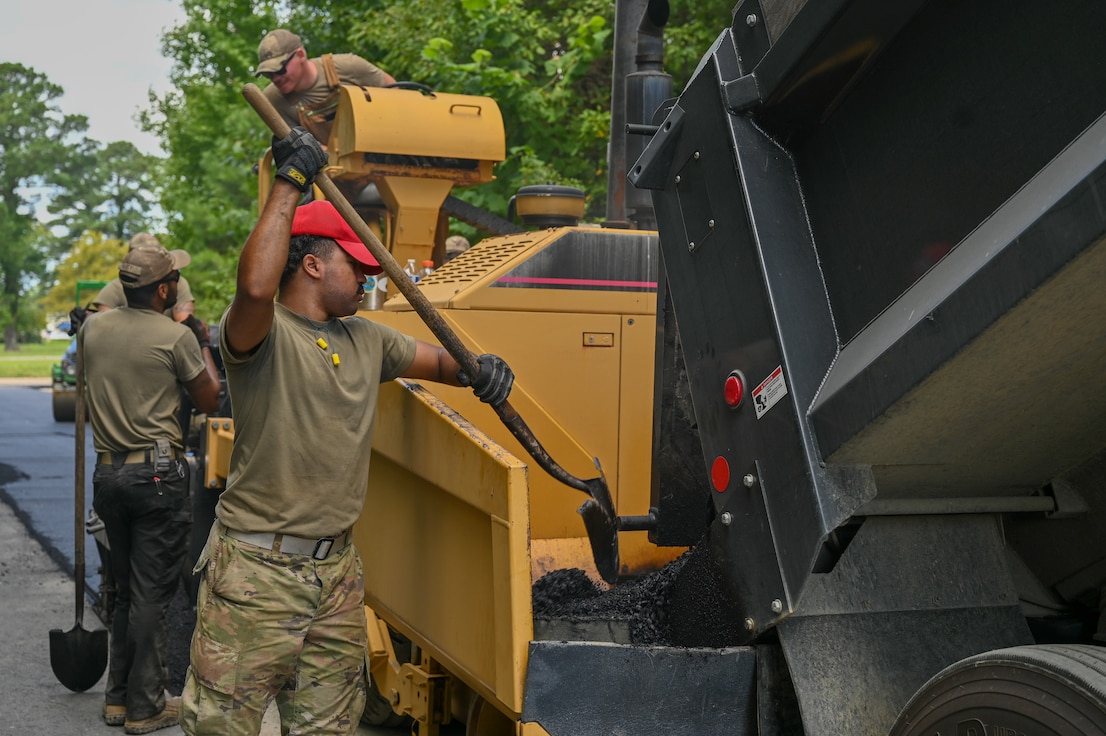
top-left (0, 491), bottom-right (104, 734)
top-left (0, 381), bottom-right (395, 735)
top-left (0, 381), bottom-right (100, 597)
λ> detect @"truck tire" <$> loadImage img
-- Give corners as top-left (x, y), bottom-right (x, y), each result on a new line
top-left (890, 644), bottom-right (1106, 736)
top-left (52, 390), bottom-right (76, 422)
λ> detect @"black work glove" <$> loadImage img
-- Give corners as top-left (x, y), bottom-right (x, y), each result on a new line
top-left (271, 126), bottom-right (327, 192)
top-left (457, 353), bottom-right (513, 406)
top-left (67, 306), bottom-right (88, 336)
top-left (182, 315), bottom-right (211, 351)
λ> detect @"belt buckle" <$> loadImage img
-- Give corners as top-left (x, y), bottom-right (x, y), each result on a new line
top-left (312, 537), bottom-right (335, 560)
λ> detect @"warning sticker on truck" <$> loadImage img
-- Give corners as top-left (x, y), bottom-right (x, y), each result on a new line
top-left (752, 366), bottom-right (788, 419)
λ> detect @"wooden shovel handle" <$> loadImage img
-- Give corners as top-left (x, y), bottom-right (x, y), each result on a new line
top-left (243, 82), bottom-right (621, 581)
top-left (241, 83), bottom-right (480, 378)
top-left (242, 83), bottom-right (610, 500)
top-left (73, 330), bottom-right (86, 623)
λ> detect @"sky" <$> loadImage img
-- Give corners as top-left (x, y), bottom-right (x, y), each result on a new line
top-left (0, 0), bottom-right (187, 156)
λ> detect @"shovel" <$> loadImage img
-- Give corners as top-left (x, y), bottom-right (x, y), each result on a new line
top-left (50, 329), bottom-right (108, 691)
top-left (243, 83), bottom-right (621, 583)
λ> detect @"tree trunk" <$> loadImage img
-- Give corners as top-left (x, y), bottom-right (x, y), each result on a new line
top-left (4, 322), bottom-right (18, 351)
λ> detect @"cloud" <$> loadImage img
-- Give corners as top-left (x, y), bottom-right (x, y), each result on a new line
top-left (0, 0), bottom-right (185, 156)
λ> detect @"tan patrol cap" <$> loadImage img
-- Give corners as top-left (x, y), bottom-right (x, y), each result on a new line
top-left (445, 235), bottom-right (470, 254)
top-left (256, 30), bottom-right (302, 75)
top-left (128, 232), bottom-right (161, 251)
top-left (119, 246), bottom-right (191, 289)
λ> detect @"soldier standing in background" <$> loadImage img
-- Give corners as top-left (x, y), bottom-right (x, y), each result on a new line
top-left (91, 233), bottom-right (197, 323)
top-left (84, 246), bottom-right (221, 733)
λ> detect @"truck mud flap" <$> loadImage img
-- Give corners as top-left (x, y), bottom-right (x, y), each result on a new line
top-left (522, 641), bottom-right (756, 736)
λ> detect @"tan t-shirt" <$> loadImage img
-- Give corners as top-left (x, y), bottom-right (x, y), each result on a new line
top-left (93, 276), bottom-right (195, 319)
top-left (83, 308), bottom-right (207, 453)
top-left (216, 302), bottom-right (416, 538)
top-left (263, 54), bottom-right (391, 132)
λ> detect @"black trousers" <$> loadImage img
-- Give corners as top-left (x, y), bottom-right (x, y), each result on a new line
top-left (93, 457), bottom-right (191, 720)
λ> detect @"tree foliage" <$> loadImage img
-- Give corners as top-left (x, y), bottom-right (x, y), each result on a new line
top-left (0, 64), bottom-right (165, 348)
top-left (0, 63), bottom-right (89, 349)
top-left (354, 0), bottom-right (616, 218)
top-left (664, 1), bottom-right (740, 85)
top-left (140, 0), bottom-right (282, 263)
top-left (5, 2), bottom-right (748, 345)
top-left (45, 140), bottom-right (159, 246)
top-left (353, 0), bottom-right (737, 219)
top-left (41, 231), bottom-right (126, 317)
top-left (140, 0), bottom-right (744, 317)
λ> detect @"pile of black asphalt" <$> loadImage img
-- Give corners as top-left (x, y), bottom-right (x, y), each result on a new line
top-left (531, 538), bottom-right (745, 648)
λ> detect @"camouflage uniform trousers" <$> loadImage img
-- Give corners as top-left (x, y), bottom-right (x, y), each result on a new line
top-left (180, 521), bottom-right (367, 735)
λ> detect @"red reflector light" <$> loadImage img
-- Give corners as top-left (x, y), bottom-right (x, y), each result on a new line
top-left (711, 456), bottom-right (730, 492)
top-left (724, 372), bottom-right (745, 407)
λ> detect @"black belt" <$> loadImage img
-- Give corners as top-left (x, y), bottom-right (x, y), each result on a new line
top-left (225, 528), bottom-right (351, 560)
top-left (97, 448), bottom-right (182, 466)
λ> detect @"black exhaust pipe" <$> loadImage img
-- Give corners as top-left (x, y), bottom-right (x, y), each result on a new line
top-left (624, 0), bottom-right (672, 231)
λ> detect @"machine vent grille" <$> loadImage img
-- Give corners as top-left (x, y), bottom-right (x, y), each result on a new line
top-left (423, 235), bottom-right (541, 287)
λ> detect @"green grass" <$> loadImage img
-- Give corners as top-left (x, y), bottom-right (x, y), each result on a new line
top-left (0, 340), bottom-right (71, 378)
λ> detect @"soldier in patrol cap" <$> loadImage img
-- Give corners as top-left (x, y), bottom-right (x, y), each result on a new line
top-left (256, 28), bottom-right (396, 144)
top-left (445, 234), bottom-right (471, 261)
top-left (82, 245), bottom-right (222, 733)
top-left (90, 233), bottom-right (197, 322)
top-left (76, 235), bottom-right (201, 638)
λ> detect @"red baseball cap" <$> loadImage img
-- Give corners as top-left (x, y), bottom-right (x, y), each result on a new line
top-left (291, 200), bottom-right (383, 275)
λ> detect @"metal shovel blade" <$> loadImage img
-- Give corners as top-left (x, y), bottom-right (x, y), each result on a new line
top-left (49, 625), bottom-right (108, 692)
top-left (577, 468), bottom-right (620, 584)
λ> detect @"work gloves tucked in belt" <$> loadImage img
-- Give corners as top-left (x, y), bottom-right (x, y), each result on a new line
top-left (271, 127), bottom-right (327, 193)
top-left (182, 315), bottom-right (211, 351)
top-left (458, 353), bottom-right (514, 407)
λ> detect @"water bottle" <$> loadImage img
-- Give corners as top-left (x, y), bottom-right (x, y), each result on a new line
top-left (419, 259), bottom-right (435, 281)
top-left (403, 258), bottom-right (419, 283)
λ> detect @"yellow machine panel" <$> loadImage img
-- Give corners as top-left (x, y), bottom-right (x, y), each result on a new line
top-left (258, 84), bottom-right (508, 268)
top-left (331, 85), bottom-right (505, 171)
top-left (202, 418), bottom-right (234, 491)
top-left (356, 381), bottom-right (532, 717)
top-left (329, 85), bottom-right (507, 267)
top-left (372, 227), bottom-right (661, 552)
top-left (351, 224), bottom-right (682, 730)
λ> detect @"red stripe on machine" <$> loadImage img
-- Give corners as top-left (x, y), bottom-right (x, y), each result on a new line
top-left (496, 276), bottom-right (657, 289)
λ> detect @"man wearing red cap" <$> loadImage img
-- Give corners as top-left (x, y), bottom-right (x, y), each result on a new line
top-left (180, 127), bottom-right (512, 735)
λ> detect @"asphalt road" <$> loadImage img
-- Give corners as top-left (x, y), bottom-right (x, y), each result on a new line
top-left (0, 380), bottom-right (99, 592)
